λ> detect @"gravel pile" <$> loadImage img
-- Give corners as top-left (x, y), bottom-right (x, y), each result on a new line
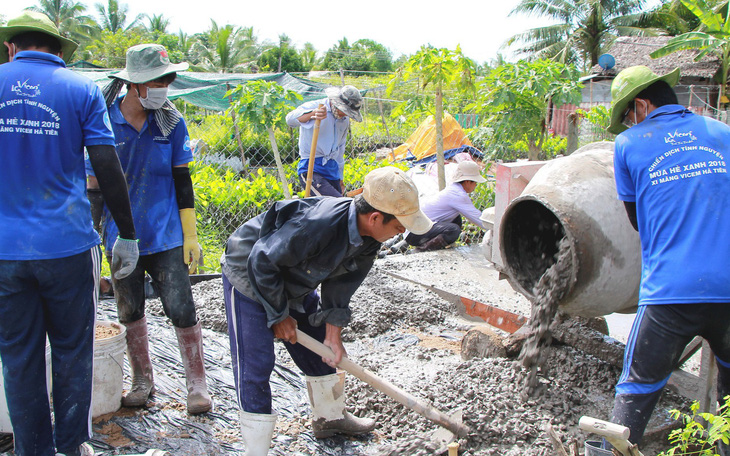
top-left (138, 248), bottom-right (689, 455)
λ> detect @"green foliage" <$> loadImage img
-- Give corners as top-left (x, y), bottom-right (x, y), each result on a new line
top-left (226, 80), bottom-right (302, 133)
top-left (322, 38), bottom-right (394, 74)
top-left (79, 28), bottom-right (145, 67)
top-left (659, 397), bottom-right (730, 456)
top-left (649, 0), bottom-right (730, 106)
top-left (470, 59), bottom-right (582, 160)
top-left (577, 105), bottom-right (611, 129)
top-left (258, 47), bottom-right (304, 73)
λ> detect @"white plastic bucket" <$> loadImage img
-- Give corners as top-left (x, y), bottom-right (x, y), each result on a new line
top-left (91, 321), bottom-right (126, 418)
top-left (0, 344), bottom-right (52, 433)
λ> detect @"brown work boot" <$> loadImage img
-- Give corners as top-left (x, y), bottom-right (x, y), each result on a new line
top-left (175, 321), bottom-right (212, 414)
top-left (306, 372), bottom-right (376, 438)
top-left (121, 316), bottom-right (155, 407)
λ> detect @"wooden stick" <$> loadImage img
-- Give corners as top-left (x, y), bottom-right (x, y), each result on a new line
top-left (545, 423), bottom-right (570, 456)
top-left (304, 104), bottom-right (323, 197)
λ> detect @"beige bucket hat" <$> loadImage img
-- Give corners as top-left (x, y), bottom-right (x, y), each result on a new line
top-left (451, 161), bottom-right (486, 183)
top-left (110, 43), bottom-right (188, 83)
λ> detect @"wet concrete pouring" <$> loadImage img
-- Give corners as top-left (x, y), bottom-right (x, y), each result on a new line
top-left (1, 246), bottom-right (691, 455)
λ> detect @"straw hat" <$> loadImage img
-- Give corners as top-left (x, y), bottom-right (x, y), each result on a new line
top-left (0, 11), bottom-right (78, 64)
top-left (607, 65), bottom-right (680, 135)
top-left (110, 43), bottom-right (188, 84)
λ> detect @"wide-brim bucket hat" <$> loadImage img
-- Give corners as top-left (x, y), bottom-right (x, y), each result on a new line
top-left (325, 85), bottom-right (363, 122)
top-left (451, 161), bottom-right (487, 183)
top-left (110, 43), bottom-right (188, 84)
top-left (607, 65), bottom-right (680, 135)
top-left (0, 10), bottom-right (78, 64)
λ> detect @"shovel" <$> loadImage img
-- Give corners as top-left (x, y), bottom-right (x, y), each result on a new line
top-left (295, 329), bottom-right (470, 446)
top-left (304, 104), bottom-right (324, 197)
top-left (579, 416), bottom-right (644, 456)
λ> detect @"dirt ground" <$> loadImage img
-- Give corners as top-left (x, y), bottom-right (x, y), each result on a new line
top-left (0, 246), bottom-right (693, 456)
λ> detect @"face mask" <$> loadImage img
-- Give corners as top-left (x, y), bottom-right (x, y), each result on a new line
top-left (138, 86), bottom-right (168, 110)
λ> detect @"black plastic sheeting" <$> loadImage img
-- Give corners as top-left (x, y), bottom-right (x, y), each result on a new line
top-left (0, 297), bottom-right (377, 455)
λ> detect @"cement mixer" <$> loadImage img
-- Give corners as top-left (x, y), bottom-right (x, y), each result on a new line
top-left (497, 141), bottom-right (641, 317)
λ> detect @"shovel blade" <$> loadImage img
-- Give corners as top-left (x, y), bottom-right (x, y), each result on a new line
top-left (432, 410), bottom-right (463, 453)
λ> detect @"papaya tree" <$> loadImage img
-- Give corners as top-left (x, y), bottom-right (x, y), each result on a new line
top-left (225, 80), bottom-right (302, 198)
top-left (470, 59), bottom-right (582, 161)
top-left (388, 45), bottom-right (476, 190)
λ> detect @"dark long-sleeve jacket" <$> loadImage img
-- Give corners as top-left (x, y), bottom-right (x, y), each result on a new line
top-left (221, 197), bottom-right (380, 328)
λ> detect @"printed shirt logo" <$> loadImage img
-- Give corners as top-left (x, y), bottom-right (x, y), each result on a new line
top-left (183, 135), bottom-right (191, 152)
top-left (664, 130), bottom-right (697, 146)
top-left (11, 79), bottom-right (40, 97)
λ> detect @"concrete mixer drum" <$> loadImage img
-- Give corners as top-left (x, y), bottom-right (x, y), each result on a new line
top-left (498, 141), bottom-right (641, 317)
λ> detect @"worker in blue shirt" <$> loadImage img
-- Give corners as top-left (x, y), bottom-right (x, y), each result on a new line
top-left (86, 44), bottom-right (211, 415)
top-left (607, 65), bottom-right (730, 454)
top-left (286, 85), bottom-right (363, 196)
top-left (0, 11), bottom-right (138, 456)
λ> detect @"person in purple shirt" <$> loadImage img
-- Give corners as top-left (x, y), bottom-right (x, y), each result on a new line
top-left (405, 160), bottom-right (488, 252)
top-left (0, 11), bottom-right (138, 456)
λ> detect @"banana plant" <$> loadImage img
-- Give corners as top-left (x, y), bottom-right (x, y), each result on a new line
top-left (225, 80), bottom-right (302, 198)
top-left (649, 0), bottom-right (730, 110)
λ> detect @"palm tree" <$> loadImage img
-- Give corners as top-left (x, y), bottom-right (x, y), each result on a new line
top-left (145, 13), bottom-right (170, 36)
top-left (95, 0), bottom-right (142, 33)
top-left (299, 42), bottom-right (320, 71)
top-left (30, 0), bottom-right (98, 44)
top-left (191, 21), bottom-right (261, 73)
top-left (506, 0), bottom-right (653, 70)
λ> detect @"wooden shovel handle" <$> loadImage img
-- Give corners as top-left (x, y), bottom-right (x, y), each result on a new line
top-left (295, 329), bottom-right (470, 437)
top-left (304, 104), bottom-right (324, 197)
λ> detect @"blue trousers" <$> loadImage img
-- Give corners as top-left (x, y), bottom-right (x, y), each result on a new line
top-left (222, 273), bottom-right (334, 414)
top-left (0, 247), bottom-right (100, 456)
top-left (611, 303), bottom-right (730, 445)
top-left (298, 172), bottom-right (343, 197)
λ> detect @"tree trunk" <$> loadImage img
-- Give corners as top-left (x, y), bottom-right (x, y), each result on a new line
top-left (226, 83), bottom-right (248, 174)
top-left (267, 127), bottom-right (291, 199)
top-left (435, 84), bottom-right (446, 190)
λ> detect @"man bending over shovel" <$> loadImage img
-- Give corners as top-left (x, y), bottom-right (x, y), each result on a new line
top-left (221, 167), bottom-right (433, 454)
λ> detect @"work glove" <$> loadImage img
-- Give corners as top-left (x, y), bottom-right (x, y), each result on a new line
top-left (111, 237), bottom-right (139, 280)
top-left (179, 208), bottom-right (201, 274)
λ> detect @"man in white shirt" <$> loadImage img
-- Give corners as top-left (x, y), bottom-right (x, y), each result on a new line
top-left (405, 161), bottom-right (488, 251)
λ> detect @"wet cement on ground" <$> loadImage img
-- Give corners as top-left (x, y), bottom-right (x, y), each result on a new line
top-left (0, 247), bottom-right (691, 455)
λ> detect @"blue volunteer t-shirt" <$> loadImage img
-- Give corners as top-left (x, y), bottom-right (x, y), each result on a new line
top-left (87, 98), bottom-right (193, 256)
top-left (0, 51), bottom-right (115, 260)
top-left (614, 104), bottom-right (730, 304)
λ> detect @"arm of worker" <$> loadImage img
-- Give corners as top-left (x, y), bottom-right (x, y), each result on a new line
top-left (623, 201), bottom-right (638, 231)
top-left (286, 100), bottom-right (325, 127)
top-left (87, 144), bottom-right (138, 279)
top-left (173, 165), bottom-right (201, 272)
top-left (453, 191), bottom-right (488, 229)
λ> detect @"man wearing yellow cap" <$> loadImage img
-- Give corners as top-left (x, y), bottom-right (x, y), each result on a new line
top-left (607, 65), bottom-right (730, 454)
top-left (0, 11), bottom-right (138, 456)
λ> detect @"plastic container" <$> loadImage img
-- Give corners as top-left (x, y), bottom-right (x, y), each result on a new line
top-left (0, 344), bottom-right (52, 433)
top-left (91, 321), bottom-right (126, 417)
top-left (585, 440), bottom-right (614, 456)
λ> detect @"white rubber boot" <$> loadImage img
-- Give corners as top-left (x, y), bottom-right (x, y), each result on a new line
top-left (240, 410), bottom-right (277, 456)
top-left (306, 371), bottom-right (376, 438)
